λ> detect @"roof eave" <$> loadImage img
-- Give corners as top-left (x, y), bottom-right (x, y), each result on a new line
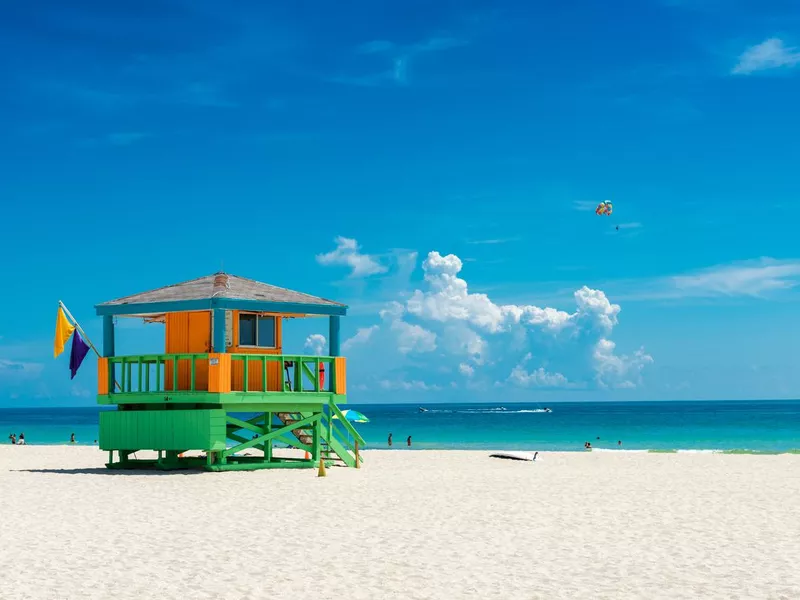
top-left (94, 298), bottom-right (348, 318)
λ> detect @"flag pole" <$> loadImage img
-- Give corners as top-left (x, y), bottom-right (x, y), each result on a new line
top-left (59, 300), bottom-right (121, 391)
top-left (58, 300), bottom-right (102, 358)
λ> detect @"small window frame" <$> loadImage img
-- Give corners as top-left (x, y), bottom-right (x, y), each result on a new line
top-left (237, 313), bottom-right (277, 349)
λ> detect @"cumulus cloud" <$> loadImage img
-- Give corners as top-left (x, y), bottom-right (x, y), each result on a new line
top-left (342, 325), bottom-right (379, 352)
top-left (593, 339), bottom-right (654, 389)
top-left (316, 236), bottom-right (387, 278)
top-left (732, 38), bottom-right (800, 75)
top-left (345, 250), bottom-right (652, 391)
top-left (304, 334), bottom-right (327, 356)
top-left (380, 302), bottom-right (437, 354)
top-left (508, 365), bottom-right (573, 389)
top-left (458, 363), bottom-right (475, 377)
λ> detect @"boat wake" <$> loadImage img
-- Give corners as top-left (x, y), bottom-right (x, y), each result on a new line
top-left (420, 408), bottom-right (552, 414)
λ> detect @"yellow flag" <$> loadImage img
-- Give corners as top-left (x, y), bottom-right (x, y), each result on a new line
top-left (54, 307), bottom-right (75, 358)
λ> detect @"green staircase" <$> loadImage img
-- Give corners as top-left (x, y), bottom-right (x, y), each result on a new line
top-left (275, 402), bottom-right (364, 468)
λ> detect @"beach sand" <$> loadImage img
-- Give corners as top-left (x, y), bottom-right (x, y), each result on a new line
top-left (1, 447), bottom-right (798, 600)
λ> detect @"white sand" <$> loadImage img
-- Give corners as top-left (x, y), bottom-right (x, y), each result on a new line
top-left (1, 447), bottom-right (799, 600)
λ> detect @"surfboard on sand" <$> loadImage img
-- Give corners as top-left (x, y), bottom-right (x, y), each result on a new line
top-left (489, 451), bottom-right (538, 462)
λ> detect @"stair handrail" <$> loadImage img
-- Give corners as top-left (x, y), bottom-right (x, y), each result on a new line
top-left (327, 399), bottom-right (366, 447)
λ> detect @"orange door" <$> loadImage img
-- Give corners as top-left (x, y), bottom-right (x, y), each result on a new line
top-left (165, 311), bottom-right (211, 391)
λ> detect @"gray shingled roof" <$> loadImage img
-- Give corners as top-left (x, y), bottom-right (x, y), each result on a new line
top-left (98, 273), bottom-right (345, 308)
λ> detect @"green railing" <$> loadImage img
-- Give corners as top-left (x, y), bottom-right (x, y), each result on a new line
top-left (324, 399), bottom-right (366, 467)
top-left (106, 353), bottom-right (337, 395)
top-left (230, 354), bottom-right (333, 393)
top-left (108, 354), bottom-right (208, 394)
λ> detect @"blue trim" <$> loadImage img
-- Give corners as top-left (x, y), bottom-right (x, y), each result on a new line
top-left (94, 298), bottom-right (347, 317)
top-left (329, 315), bottom-right (341, 357)
top-left (102, 315), bottom-right (115, 357)
top-left (213, 308), bottom-right (226, 352)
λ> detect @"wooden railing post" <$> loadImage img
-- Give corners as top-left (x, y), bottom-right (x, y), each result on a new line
top-left (355, 439), bottom-right (360, 469)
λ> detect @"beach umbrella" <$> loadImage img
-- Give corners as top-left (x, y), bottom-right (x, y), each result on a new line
top-left (332, 409), bottom-right (370, 423)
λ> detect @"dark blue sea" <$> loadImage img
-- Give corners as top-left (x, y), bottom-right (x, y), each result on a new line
top-left (2, 401), bottom-right (799, 452)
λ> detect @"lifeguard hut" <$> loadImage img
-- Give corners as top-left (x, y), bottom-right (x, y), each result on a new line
top-left (94, 272), bottom-right (364, 471)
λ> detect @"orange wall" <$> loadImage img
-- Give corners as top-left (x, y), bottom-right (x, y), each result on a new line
top-left (161, 310), bottom-right (293, 393)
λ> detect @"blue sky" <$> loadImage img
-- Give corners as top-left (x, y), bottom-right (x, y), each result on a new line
top-left (2, 0), bottom-right (800, 406)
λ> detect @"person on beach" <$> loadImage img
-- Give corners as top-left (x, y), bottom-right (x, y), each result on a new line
top-left (388, 433), bottom-right (393, 447)
top-left (17, 433), bottom-right (25, 445)
top-left (618, 440), bottom-right (622, 447)
top-left (9, 433), bottom-right (16, 445)
top-left (407, 435), bottom-right (412, 447)
top-left (70, 433), bottom-right (76, 444)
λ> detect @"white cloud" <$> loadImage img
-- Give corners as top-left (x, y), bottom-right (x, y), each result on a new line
top-left (509, 365), bottom-right (571, 388)
top-left (593, 339), bottom-right (653, 389)
top-left (605, 258), bottom-right (800, 302)
top-left (670, 258), bottom-right (800, 297)
top-left (0, 359), bottom-right (44, 376)
top-left (304, 334), bottom-right (326, 356)
top-left (378, 379), bottom-right (442, 391)
top-left (573, 200), bottom-right (602, 212)
top-left (316, 236), bottom-right (387, 278)
top-left (505, 352), bottom-right (576, 389)
top-left (342, 325), bottom-right (378, 352)
top-left (732, 38), bottom-right (800, 75)
top-left (458, 363), bottom-right (475, 377)
top-left (346, 248), bottom-right (651, 391)
top-left (380, 304), bottom-right (437, 354)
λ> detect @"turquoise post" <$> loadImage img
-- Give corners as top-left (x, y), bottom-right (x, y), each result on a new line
top-left (102, 315), bottom-right (115, 357)
top-left (329, 315), bottom-right (340, 357)
top-left (213, 308), bottom-right (226, 352)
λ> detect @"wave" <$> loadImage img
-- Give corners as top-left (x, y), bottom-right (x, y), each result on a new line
top-left (590, 448), bottom-right (649, 453)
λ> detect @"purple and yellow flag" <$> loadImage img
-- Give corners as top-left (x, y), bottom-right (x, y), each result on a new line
top-left (69, 331), bottom-right (90, 379)
top-left (54, 307), bottom-right (75, 358)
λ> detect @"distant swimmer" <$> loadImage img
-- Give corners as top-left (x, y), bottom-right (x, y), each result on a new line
top-left (388, 433), bottom-right (393, 447)
top-left (70, 433), bottom-right (76, 444)
top-left (618, 440), bottom-right (622, 447)
top-left (407, 435), bottom-right (412, 447)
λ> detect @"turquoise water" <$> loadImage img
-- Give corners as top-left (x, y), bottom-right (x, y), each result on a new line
top-left (2, 401), bottom-right (799, 452)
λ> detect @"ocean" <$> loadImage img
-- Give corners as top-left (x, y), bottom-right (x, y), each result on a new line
top-left (2, 400), bottom-right (799, 453)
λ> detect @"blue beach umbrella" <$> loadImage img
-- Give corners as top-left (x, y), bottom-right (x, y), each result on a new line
top-left (333, 409), bottom-right (370, 424)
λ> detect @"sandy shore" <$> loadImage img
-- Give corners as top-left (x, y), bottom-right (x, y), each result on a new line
top-left (1, 447), bottom-right (798, 600)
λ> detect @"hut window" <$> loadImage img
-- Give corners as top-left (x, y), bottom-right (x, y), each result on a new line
top-left (238, 314), bottom-right (276, 348)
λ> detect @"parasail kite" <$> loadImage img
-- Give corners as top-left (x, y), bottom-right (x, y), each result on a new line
top-left (595, 200), bottom-right (613, 216)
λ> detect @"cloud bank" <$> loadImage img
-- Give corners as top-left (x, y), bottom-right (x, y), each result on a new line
top-left (326, 240), bottom-right (652, 392)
